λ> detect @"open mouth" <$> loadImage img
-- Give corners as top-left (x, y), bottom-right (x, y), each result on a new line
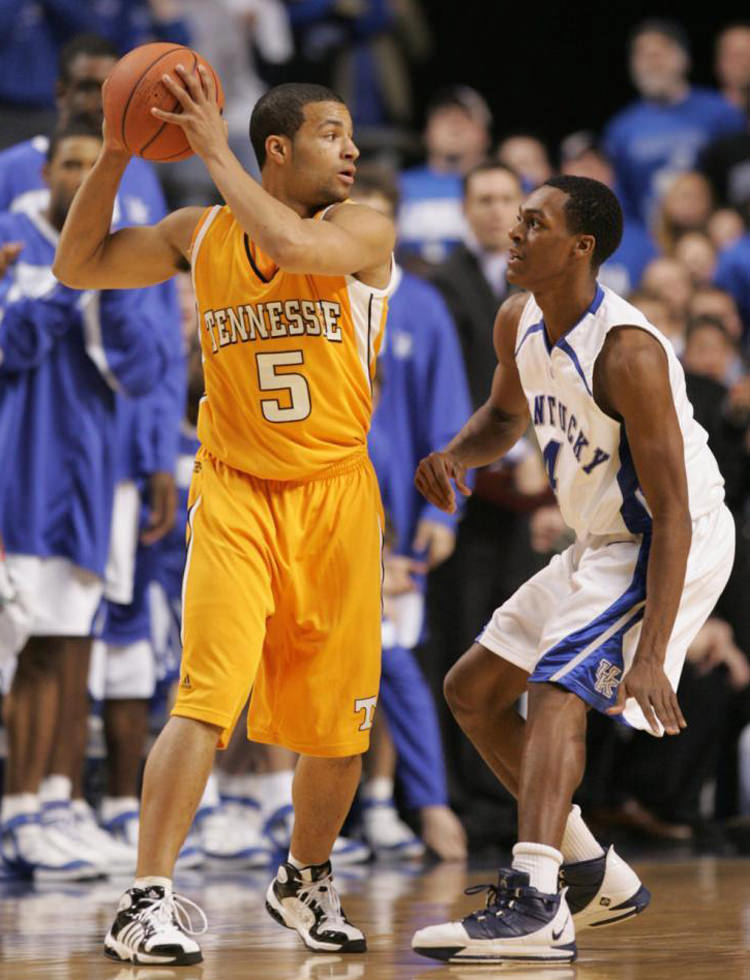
top-left (338, 169), bottom-right (355, 185)
top-left (508, 249), bottom-right (524, 264)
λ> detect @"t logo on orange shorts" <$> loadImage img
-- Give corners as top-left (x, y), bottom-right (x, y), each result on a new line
top-left (354, 696), bottom-right (377, 731)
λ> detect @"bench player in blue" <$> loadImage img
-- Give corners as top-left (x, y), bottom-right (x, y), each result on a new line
top-left (412, 175), bottom-right (735, 963)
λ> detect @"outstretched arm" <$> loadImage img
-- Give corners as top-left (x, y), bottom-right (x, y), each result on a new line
top-left (414, 293), bottom-right (530, 513)
top-left (152, 65), bottom-right (394, 278)
top-left (53, 121), bottom-right (203, 290)
top-left (600, 327), bottom-right (691, 736)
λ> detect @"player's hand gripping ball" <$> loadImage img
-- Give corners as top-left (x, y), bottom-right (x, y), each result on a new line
top-left (102, 42), bottom-right (224, 162)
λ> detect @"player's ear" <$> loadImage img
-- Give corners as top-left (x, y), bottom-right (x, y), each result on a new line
top-left (575, 234), bottom-right (595, 262)
top-left (265, 135), bottom-right (288, 167)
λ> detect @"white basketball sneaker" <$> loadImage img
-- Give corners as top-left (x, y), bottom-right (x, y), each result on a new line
top-left (104, 884), bottom-right (206, 966)
top-left (560, 845), bottom-right (650, 928)
top-left (411, 869), bottom-right (576, 963)
top-left (196, 803), bottom-right (273, 869)
top-left (266, 860), bottom-right (367, 952)
top-left (361, 799), bottom-right (425, 859)
top-left (1, 811), bottom-right (100, 882)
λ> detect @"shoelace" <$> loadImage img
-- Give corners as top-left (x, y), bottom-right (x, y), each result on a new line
top-left (297, 878), bottom-right (347, 926)
top-left (139, 893), bottom-right (208, 937)
top-left (463, 882), bottom-right (516, 921)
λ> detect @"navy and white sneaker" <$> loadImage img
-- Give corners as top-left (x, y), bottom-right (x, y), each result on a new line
top-left (265, 860), bottom-right (366, 952)
top-left (104, 885), bottom-right (206, 966)
top-left (412, 869), bottom-right (576, 963)
top-left (560, 845), bottom-right (650, 929)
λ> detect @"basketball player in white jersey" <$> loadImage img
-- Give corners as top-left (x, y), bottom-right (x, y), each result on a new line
top-left (411, 175), bottom-right (735, 964)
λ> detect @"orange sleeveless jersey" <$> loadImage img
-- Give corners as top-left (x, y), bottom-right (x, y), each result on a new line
top-left (189, 205), bottom-right (391, 481)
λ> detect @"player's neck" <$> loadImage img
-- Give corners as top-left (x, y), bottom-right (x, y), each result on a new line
top-left (534, 278), bottom-right (598, 345)
top-left (261, 173), bottom-right (316, 219)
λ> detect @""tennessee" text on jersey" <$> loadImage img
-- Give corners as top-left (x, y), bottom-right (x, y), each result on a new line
top-left (203, 299), bottom-right (343, 353)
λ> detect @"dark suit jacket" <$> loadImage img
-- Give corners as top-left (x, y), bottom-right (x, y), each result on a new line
top-left (430, 244), bottom-right (507, 410)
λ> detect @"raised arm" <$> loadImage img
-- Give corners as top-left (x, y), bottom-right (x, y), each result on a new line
top-left (598, 327), bottom-right (692, 736)
top-left (414, 292), bottom-right (531, 513)
top-left (151, 65), bottom-right (394, 280)
top-left (53, 124), bottom-right (203, 290)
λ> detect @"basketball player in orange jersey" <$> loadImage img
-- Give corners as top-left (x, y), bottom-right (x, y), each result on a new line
top-left (54, 70), bottom-right (394, 966)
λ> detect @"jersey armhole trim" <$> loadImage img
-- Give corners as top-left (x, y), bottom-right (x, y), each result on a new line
top-left (189, 205), bottom-right (221, 295)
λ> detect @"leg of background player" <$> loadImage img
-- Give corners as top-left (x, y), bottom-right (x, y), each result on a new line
top-left (290, 755), bottom-right (361, 866)
top-left (47, 637), bottom-right (92, 797)
top-left (518, 682), bottom-right (588, 846)
top-left (4, 638), bottom-right (59, 793)
top-left (136, 716), bottom-right (219, 877)
top-left (444, 643), bottom-right (528, 795)
top-left (105, 699), bottom-right (149, 797)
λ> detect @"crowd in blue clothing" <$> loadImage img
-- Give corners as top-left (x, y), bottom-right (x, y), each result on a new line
top-left (0, 8), bottom-right (750, 885)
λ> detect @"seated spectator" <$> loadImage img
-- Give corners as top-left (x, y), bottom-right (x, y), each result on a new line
top-left (641, 255), bottom-right (695, 319)
top-left (398, 85), bottom-right (492, 269)
top-left (715, 22), bottom-right (750, 114)
top-left (604, 18), bottom-right (745, 230)
top-left (683, 315), bottom-right (740, 387)
top-left (714, 229), bottom-right (750, 349)
top-left (496, 133), bottom-right (554, 192)
top-left (653, 171), bottom-right (714, 252)
top-left (629, 289), bottom-right (688, 353)
top-left (674, 231), bottom-right (718, 287)
top-left (559, 130), bottom-right (656, 294)
top-left (689, 285), bottom-right (745, 345)
top-left (708, 207), bottom-right (746, 250)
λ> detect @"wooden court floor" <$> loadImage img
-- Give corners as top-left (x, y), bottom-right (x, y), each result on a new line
top-left (2, 856), bottom-right (750, 979)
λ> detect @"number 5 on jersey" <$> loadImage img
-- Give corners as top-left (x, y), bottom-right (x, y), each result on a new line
top-left (256, 350), bottom-right (311, 423)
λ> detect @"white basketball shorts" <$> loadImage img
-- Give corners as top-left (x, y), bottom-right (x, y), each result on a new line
top-left (1, 555), bottom-right (103, 639)
top-left (104, 480), bottom-right (140, 605)
top-left (478, 505), bottom-right (735, 734)
top-left (88, 638), bottom-right (156, 701)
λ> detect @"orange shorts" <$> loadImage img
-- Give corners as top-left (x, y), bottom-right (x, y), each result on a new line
top-left (173, 447), bottom-right (383, 756)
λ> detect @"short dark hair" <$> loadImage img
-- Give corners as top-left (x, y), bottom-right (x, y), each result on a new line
top-left (629, 18), bottom-right (691, 56)
top-left (463, 160), bottom-right (521, 198)
top-left (351, 162), bottom-right (400, 213)
top-left (249, 83), bottom-right (346, 169)
top-left (59, 34), bottom-right (118, 84)
top-left (543, 175), bottom-right (623, 269)
top-left (47, 113), bottom-right (102, 162)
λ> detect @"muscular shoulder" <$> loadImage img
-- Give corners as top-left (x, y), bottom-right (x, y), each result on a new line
top-left (492, 291), bottom-right (529, 360)
top-left (324, 201), bottom-right (395, 248)
top-left (596, 325), bottom-right (670, 417)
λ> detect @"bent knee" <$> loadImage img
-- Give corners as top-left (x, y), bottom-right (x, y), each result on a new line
top-left (444, 645), bottom-right (528, 719)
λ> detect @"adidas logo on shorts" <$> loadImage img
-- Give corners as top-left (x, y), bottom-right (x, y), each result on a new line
top-left (181, 674), bottom-right (192, 689)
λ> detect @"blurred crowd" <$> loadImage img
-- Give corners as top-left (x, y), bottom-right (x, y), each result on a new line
top-left (0, 3), bottom-right (750, 885)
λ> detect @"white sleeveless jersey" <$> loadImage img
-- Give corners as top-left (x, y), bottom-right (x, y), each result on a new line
top-left (514, 284), bottom-right (725, 539)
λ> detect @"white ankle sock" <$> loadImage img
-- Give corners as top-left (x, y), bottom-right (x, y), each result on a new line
top-left (561, 804), bottom-right (605, 863)
top-left (258, 770), bottom-right (294, 815)
top-left (1, 794), bottom-right (40, 823)
top-left (199, 772), bottom-right (221, 810)
top-left (512, 842), bottom-right (562, 894)
top-left (39, 775), bottom-right (72, 805)
top-left (362, 777), bottom-right (393, 803)
top-left (134, 876), bottom-right (172, 892)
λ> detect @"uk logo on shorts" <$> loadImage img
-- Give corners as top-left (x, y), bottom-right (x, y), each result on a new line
top-left (594, 659), bottom-right (621, 699)
top-left (354, 696), bottom-right (377, 731)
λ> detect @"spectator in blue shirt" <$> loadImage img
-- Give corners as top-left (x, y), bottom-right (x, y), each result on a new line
top-left (398, 85), bottom-right (492, 270)
top-left (604, 19), bottom-right (745, 232)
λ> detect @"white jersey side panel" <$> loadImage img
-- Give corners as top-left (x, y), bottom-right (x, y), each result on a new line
top-left (514, 284), bottom-right (725, 539)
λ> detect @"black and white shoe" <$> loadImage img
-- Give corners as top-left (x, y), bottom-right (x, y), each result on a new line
top-left (265, 860), bottom-right (366, 952)
top-left (411, 869), bottom-right (576, 963)
top-left (560, 845), bottom-right (650, 929)
top-left (104, 885), bottom-right (207, 966)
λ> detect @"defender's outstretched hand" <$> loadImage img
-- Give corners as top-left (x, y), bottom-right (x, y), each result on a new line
top-left (606, 657), bottom-right (686, 736)
top-left (152, 63), bottom-right (227, 160)
top-left (414, 451), bottom-right (471, 514)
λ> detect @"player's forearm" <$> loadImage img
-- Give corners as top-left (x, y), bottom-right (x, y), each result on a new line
top-left (53, 149), bottom-right (130, 287)
top-left (202, 146), bottom-right (309, 265)
top-left (636, 510), bottom-right (692, 664)
top-left (444, 402), bottom-right (526, 469)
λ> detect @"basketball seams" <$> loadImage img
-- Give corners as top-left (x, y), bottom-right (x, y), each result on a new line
top-left (137, 51), bottom-right (198, 158)
top-left (119, 43), bottom-right (187, 153)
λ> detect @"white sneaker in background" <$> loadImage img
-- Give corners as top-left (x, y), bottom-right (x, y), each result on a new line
top-left (1, 811), bottom-right (100, 882)
top-left (361, 799), bottom-right (425, 860)
top-left (196, 803), bottom-right (273, 869)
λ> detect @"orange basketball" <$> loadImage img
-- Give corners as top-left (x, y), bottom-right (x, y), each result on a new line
top-left (102, 42), bottom-right (225, 163)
